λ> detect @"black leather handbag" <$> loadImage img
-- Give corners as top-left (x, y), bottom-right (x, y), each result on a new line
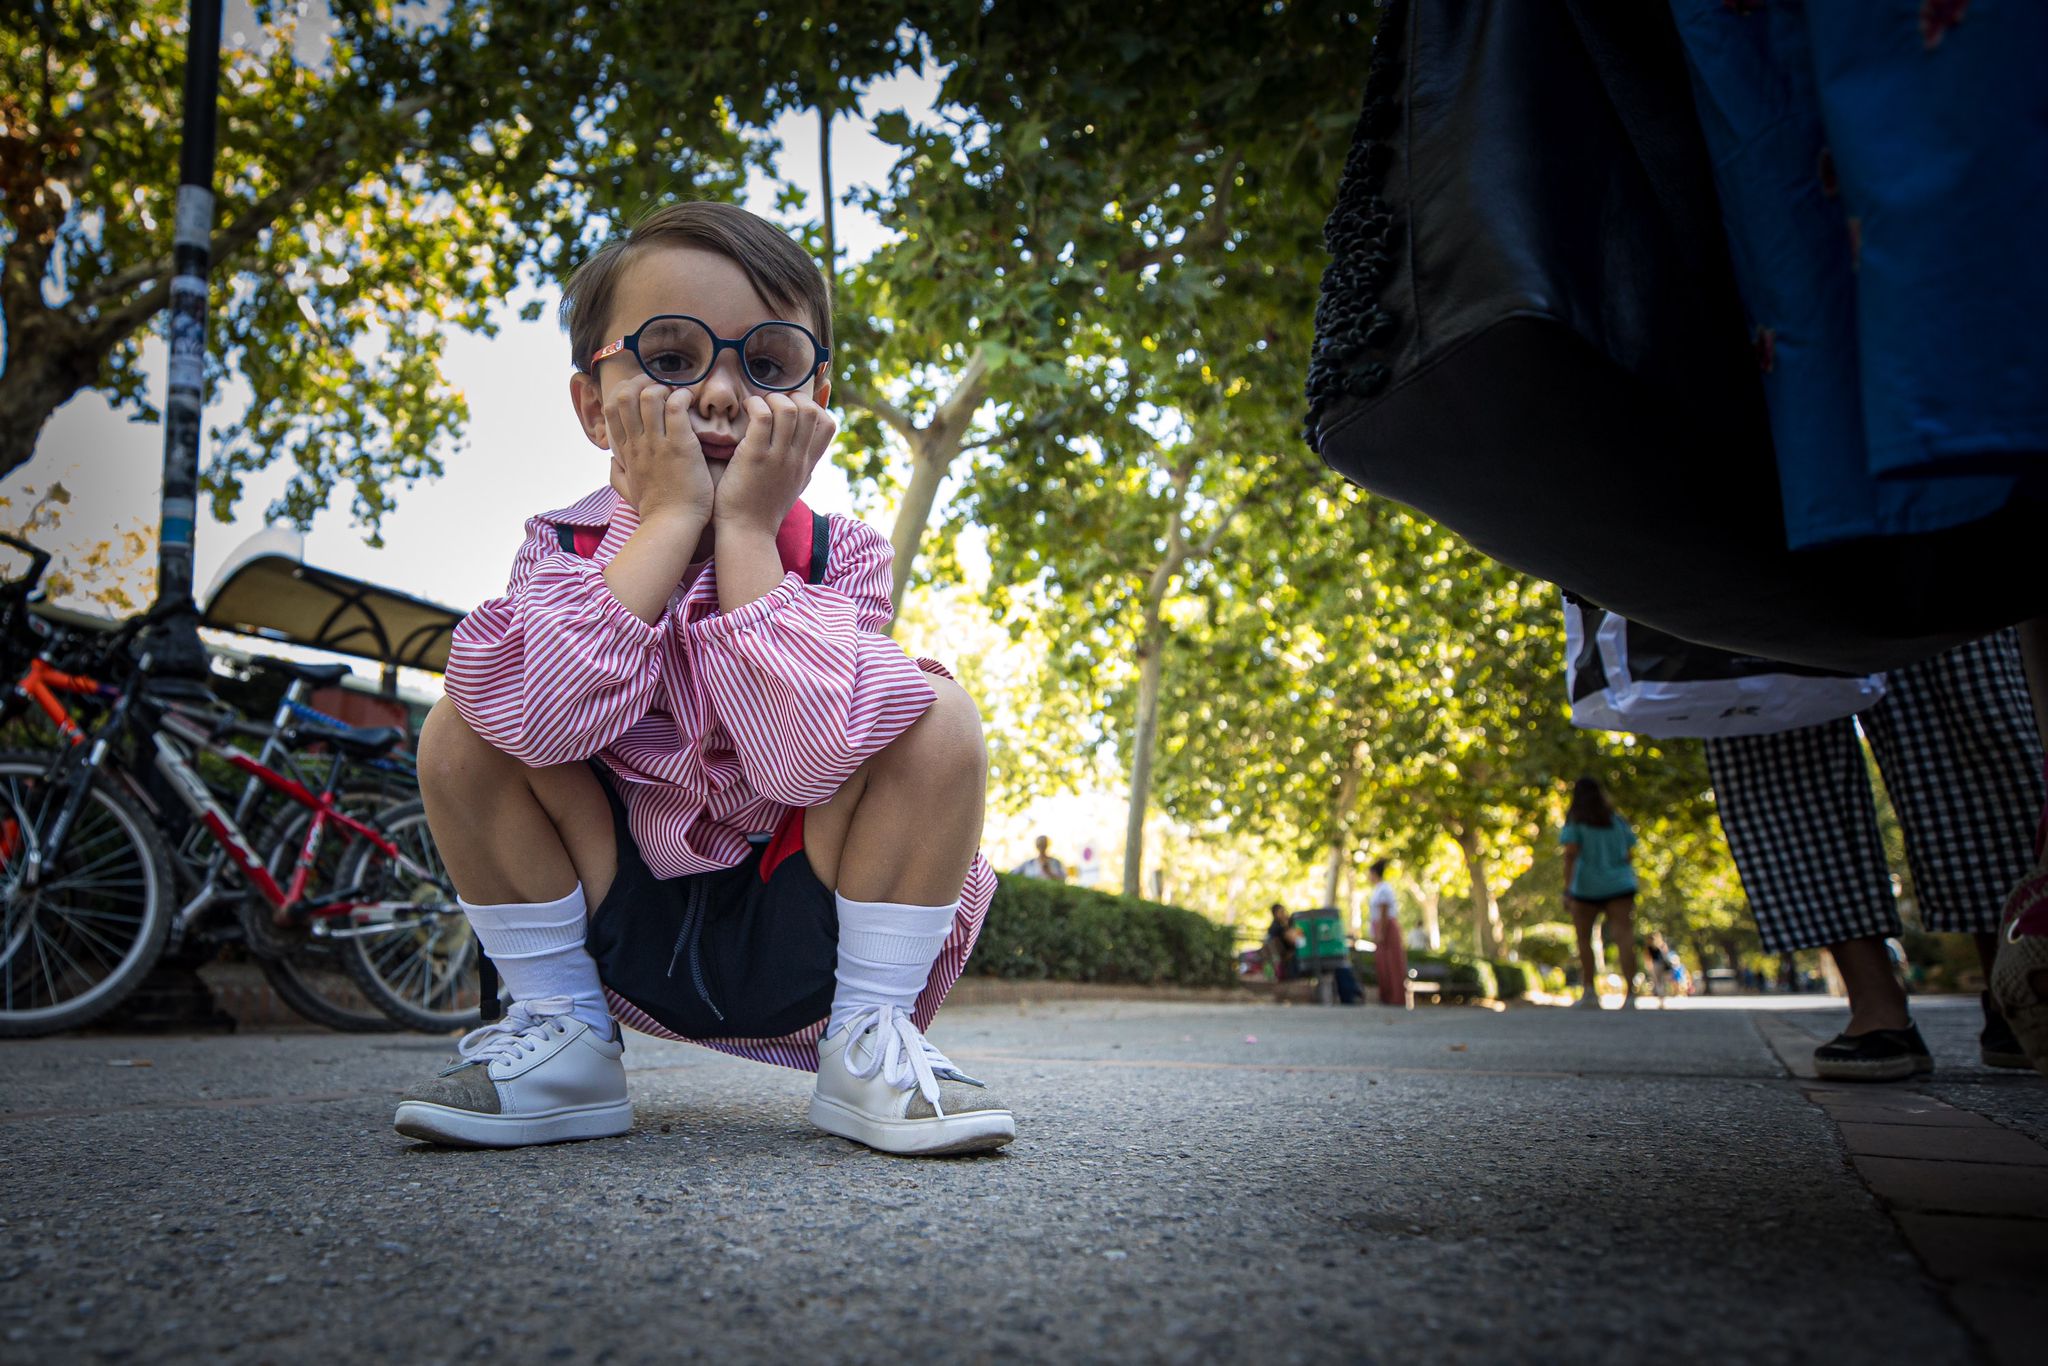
top-left (1304, 0), bottom-right (2043, 674)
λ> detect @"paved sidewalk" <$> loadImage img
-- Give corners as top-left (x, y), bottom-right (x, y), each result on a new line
top-left (2, 997), bottom-right (2041, 1363)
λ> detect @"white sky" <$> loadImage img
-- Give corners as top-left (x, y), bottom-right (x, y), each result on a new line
top-left (13, 73), bottom-right (940, 627)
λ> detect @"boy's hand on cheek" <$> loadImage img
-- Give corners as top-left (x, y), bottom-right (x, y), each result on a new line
top-left (603, 375), bottom-right (715, 528)
top-left (712, 393), bottom-right (836, 536)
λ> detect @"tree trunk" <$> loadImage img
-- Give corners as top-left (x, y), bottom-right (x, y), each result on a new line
top-left (0, 344), bottom-right (94, 482)
top-left (1454, 826), bottom-right (1505, 958)
top-left (1419, 888), bottom-right (1443, 951)
top-left (885, 443), bottom-right (952, 621)
top-left (1122, 611), bottom-right (1167, 898)
top-left (1322, 841), bottom-right (1345, 908)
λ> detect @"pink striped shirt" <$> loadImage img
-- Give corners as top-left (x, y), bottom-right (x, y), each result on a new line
top-left (448, 485), bottom-right (993, 1069)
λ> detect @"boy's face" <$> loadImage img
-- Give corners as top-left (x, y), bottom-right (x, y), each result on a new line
top-left (570, 245), bottom-right (831, 494)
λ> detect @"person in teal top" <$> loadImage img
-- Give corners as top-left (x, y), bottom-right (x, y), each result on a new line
top-left (1560, 776), bottom-right (1640, 1011)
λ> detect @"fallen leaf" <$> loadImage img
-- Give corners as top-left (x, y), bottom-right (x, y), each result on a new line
top-left (1448, 1044), bottom-right (1468, 1052)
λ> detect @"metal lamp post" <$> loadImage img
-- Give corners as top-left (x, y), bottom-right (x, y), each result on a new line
top-left (144, 0), bottom-right (224, 681)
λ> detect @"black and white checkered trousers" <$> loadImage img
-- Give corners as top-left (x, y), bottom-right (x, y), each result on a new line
top-left (1705, 630), bottom-right (2043, 955)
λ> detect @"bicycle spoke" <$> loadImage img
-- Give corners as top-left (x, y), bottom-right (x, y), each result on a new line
top-left (39, 906), bottom-right (134, 968)
top-left (36, 901), bottom-right (148, 928)
top-left (29, 923), bottom-right (64, 1009)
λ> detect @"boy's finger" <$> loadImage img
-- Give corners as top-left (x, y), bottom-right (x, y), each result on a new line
top-left (766, 393), bottom-right (799, 457)
top-left (664, 388), bottom-right (701, 451)
top-left (807, 409), bottom-right (839, 468)
top-left (788, 405), bottom-right (820, 469)
top-left (608, 375), bottom-right (650, 440)
top-left (739, 397), bottom-right (774, 455)
top-left (639, 379), bottom-right (670, 439)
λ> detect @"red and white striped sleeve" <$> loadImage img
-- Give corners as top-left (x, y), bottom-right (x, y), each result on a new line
top-left (686, 515), bottom-right (935, 807)
top-left (444, 517), bottom-right (667, 767)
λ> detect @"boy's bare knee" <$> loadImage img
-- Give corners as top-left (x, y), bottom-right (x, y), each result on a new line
top-left (417, 698), bottom-right (514, 804)
top-left (882, 679), bottom-right (987, 789)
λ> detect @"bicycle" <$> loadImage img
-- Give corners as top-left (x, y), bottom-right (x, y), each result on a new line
top-left (0, 594), bottom-right (475, 1036)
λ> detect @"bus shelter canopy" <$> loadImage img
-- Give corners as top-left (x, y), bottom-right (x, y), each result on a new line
top-left (200, 528), bottom-right (463, 674)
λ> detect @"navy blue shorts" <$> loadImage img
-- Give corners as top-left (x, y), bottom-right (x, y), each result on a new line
top-left (581, 766), bottom-right (839, 1041)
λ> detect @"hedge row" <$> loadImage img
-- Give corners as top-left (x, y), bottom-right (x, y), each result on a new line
top-left (1349, 952), bottom-right (1560, 1002)
top-left (967, 875), bottom-right (1238, 987)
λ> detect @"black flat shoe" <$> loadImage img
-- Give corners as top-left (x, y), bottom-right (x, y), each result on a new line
top-left (1813, 1023), bottom-right (1933, 1082)
top-left (1981, 991), bottom-right (2032, 1069)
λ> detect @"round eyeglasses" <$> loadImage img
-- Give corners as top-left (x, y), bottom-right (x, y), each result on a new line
top-left (589, 315), bottom-right (829, 394)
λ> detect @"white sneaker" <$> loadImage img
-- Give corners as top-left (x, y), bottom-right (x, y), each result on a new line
top-left (393, 997), bottom-right (632, 1148)
top-left (810, 1005), bottom-right (1016, 1156)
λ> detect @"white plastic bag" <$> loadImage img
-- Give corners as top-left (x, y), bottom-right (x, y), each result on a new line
top-left (1565, 597), bottom-right (1885, 739)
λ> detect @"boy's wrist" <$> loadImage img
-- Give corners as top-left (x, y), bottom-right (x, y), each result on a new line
top-left (635, 506), bottom-right (710, 546)
top-left (712, 509), bottom-right (784, 540)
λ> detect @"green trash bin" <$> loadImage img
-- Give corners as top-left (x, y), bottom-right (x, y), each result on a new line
top-left (1291, 910), bottom-right (1350, 964)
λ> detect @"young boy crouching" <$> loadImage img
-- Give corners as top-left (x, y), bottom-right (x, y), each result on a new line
top-left (393, 202), bottom-right (1012, 1156)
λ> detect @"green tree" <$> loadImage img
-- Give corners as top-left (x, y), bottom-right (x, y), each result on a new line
top-left (3, 0), bottom-right (919, 535)
top-left (830, 0), bottom-right (1370, 617)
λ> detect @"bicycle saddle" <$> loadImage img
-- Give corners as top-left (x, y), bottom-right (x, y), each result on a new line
top-left (292, 723), bottom-right (407, 760)
top-left (256, 658), bottom-right (353, 686)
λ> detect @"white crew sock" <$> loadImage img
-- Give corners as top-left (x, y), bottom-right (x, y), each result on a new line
top-left (828, 892), bottom-right (958, 1036)
top-left (460, 885), bottom-right (613, 1039)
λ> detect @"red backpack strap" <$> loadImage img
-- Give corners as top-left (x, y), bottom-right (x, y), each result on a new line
top-left (774, 500), bottom-right (830, 584)
top-left (555, 523), bottom-right (603, 557)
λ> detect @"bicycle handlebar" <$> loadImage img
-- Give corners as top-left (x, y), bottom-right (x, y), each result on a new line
top-left (0, 532), bottom-right (52, 598)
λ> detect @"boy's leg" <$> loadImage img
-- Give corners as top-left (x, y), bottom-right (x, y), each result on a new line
top-left (801, 677), bottom-right (987, 905)
top-left (392, 700), bottom-right (631, 1148)
top-left (798, 679), bottom-right (1014, 1155)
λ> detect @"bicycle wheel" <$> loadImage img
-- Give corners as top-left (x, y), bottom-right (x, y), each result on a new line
top-left (0, 749), bottom-right (173, 1036)
top-left (250, 788), bottom-right (405, 1033)
top-left (338, 800), bottom-right (481, 1032)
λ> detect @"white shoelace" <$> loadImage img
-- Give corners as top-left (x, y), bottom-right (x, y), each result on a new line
top-left (838, 1004), bottom-right (960, 1108)
top-left (447, 996), bottom-right (574, 1070)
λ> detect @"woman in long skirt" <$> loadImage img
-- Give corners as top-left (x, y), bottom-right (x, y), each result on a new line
top-left (1368, 859), bottom-right (1408, 1006)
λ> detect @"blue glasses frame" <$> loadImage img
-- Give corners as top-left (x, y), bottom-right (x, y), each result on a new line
top-left (589, 314), bottom-right (829, 394)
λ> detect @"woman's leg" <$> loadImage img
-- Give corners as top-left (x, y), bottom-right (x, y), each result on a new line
top-left (1571, 900), bottom-right (1602, 997)
top-left (1827, 936), bottom-right (1911, 1034)
top-left (1607, 897), bottom-right (1640, 994)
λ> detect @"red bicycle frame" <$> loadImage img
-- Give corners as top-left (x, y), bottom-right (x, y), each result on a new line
top-left (11, 653), bottom-right (424, 923)
top-left (150, 706), bottom-right (405, 917)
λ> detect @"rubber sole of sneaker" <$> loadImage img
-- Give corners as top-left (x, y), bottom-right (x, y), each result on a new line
top-left (807, 1092), bottom-right (1016, 1156)
top-left (392, 1098), bottom-right (634, 1148)
top-left (1811, 1053), bottom-right (1931, 1082)
top-left (1982, 1046), bottom-right (2035, 1070)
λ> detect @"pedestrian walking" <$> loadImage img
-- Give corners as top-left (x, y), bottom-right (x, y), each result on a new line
top-left (1367, 859), bottom-right (1407, 1007)
top-left (1707, 632), bottom-right (2040, 1081)
top-left (396, 202), bottom-right (1013, 1155)
top-left (1561, 778), bottom-right (1640, 1010)
top-left (1643, 932), bottom-right (1688, 1000)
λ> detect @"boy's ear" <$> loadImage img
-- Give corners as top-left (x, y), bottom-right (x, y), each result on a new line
top-left (570, 371), bottom-right (609, 449)
top-left (811, 366), bottom-right (831, 408)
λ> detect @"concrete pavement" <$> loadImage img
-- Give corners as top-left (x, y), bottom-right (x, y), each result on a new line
top-left (3, 994), bottom-right (2042, 1364)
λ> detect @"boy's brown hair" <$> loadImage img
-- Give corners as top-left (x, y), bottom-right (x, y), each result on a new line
top-left (559, 202), bottom-right (833, 374)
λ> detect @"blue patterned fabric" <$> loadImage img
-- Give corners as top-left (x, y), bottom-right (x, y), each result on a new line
top-left (1668, 0), bottom-right (2048, 548)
